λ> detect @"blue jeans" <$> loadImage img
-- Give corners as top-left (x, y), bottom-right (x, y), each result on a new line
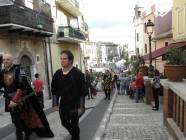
top-left (135, 88), bottom-right (143, 103)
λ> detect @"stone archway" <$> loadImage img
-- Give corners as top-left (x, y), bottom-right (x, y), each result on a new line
top-left (20, 55), bottom-right (32, 82)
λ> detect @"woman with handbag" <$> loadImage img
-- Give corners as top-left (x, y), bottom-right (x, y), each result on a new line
top-left (152, 69), bottom-right (161, 111)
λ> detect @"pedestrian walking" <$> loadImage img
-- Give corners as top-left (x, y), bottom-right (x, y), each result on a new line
top-left (152, 69), bottom-right (161, 111)
top-left (114, 74), bottom-right (121, 94)
top-left (102, 70), bottom-right (112, 100)
top-left (125, 74), bottom-right (132, 95)
top-left (129, 78), bottom-right (136, 98)
top-left (51, 50), bottom-right (86, 140)
top-left (119, 74), bottom-right (126, 94)
top-left (0, 54), bottom-right (54, 140)
top-left (135, 71), bottom-right (144, 103)
top-left (85, 70), bottom-right (93, 99)
top-left (32, 73), bottom-right (44, 108)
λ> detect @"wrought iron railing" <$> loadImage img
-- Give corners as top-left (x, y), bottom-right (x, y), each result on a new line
top-left (58, 26), bottom-right (86, 40)
top-left (0, 3), bottom-right (53, 33)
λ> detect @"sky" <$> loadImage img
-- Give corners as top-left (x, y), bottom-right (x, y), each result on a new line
top-left (79, 0), bottom-right (172, 51)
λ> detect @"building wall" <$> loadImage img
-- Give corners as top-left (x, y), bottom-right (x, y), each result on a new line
top-left (0, 34), bottom-right (50, 99)
top-left (81, 42), bottom-right (97, 69)
top-left (173, 0), bottom-right (186, 41)
top-left (154, 37), bottom-right (173, 73)
top-left (134, 18), bottom-right (145, 55)
top-left (48, 0), bottom-right (85, 73)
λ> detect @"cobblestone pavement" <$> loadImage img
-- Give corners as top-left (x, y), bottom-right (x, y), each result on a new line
top-left (1, 92), bottom-right (104, 140)
top-left (102, 94), bottom-right (173, 140)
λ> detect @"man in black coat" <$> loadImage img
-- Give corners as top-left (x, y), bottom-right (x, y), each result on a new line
top-left (52, 50), bottom-right (86, 140)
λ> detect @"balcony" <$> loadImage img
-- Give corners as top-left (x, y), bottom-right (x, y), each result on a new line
top-left (57, 26), bottom-right (86, 43)
top-left (56, 0), bottom-right (82, 17)
top-left (0, 3), bottom-right (53, 37)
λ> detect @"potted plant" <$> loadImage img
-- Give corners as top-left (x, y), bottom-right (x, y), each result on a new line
top-left (164, 48), bottom-right (186, 81)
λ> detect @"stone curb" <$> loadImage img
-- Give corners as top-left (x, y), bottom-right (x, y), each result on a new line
top-left (93, 90), bottom-right (117, 140)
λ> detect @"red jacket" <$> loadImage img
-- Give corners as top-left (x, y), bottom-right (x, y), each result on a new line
top-left (135, 74), bottom-right (144, 89)
top-left (32, 79), bottom-right (44, 93)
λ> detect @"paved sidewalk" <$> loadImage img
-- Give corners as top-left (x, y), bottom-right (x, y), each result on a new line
top-left (96, 94), bottom-right (173, 140)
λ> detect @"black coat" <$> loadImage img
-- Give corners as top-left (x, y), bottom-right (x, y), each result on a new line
top-left (51, 67), bottom-right (86, 108)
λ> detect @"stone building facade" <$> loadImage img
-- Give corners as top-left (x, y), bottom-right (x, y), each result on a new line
top-left (0, 0), bottom-right (53, 99)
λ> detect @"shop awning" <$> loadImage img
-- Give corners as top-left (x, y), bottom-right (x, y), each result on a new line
top-left (143, 42), bottom-right (186, 60)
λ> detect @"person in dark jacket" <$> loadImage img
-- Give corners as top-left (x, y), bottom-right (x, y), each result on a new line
top-left (0, 54), bottom-right (54, 140)
top-left (51, 50), bottom-right (86, 140)
top-left (85, 70), bottom-right (93, 99)
top-left (152, 69), bottom-right (161, 111)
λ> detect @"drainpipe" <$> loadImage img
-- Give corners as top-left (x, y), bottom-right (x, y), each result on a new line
top-left (79, 45), bottom-right (83, 71)
top-left (154, 40), bottom-right (156, 69)
top-left (42, 38), bottom-right (52, 99)
top-left (47, 37), bottom-right (53, 75)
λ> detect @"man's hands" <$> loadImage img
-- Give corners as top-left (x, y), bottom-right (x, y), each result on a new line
top-left (53, 106), bottom-right (59, 111)
top-left (8, 100), bottom-right (17, 108)
top-left (78, 107), bottom-right (85, 117)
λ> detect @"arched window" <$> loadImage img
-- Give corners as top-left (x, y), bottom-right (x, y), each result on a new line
top-left (20, 55), bottom-right (32, 82)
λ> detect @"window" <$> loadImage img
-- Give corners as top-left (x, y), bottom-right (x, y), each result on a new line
top-left (137, 33), bottom-right (139, 42)
top-left (144, 23), bottom-right (147, 33)
top-left (25, 0), bottom-right (33, 9)
top-left (56, 10), bottom-right (68, 26)
top-left (136, 48), bottom-right (139, 54)
top-left (162, 54), bottom-right (166, 61)
top-left (36, 55), bottom-right (40, 64)
top-left (165, 42), bottom-right (168, 46)
top-left (145, 44), bottom-right (147, 53)
top-left (138, 11), bottom-right (141, 17)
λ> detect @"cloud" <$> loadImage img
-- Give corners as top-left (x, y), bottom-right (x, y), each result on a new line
top-left (82, 0), bottom-right (136, 25)
top-left (79, 0), bottom-right (172, 51)
top-left (89, 24), bottom-right (135, 48)
top-left (80, 0), bottom-right (136, 45)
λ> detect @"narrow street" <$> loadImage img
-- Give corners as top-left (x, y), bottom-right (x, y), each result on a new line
top-left (0, 90), bottom-right (173, 140)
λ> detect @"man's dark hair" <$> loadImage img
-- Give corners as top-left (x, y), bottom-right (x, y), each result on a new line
top-left (60, 50), bottom-right (74, 64)
top-left (35, 73), bottom-right (39, 78)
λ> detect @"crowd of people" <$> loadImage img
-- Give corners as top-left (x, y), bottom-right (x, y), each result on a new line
top-left (84, 67), bottom-right (162, 112)
top-left (0, 50), bottom-right (162, 140)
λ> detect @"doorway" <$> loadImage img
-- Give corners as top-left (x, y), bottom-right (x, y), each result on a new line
top-left (20, 55), bottom-right (32, 82)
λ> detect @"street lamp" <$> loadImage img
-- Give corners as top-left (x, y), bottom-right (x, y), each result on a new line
top-left (146, 19), bottom-right (154, 77)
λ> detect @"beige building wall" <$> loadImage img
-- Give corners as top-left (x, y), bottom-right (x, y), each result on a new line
top-left (48, 0), bottom-right (85, 74)
top-left (172, 0), bottom-right (186, 42)
top-left (153, 37), bottom-right (173, 74)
